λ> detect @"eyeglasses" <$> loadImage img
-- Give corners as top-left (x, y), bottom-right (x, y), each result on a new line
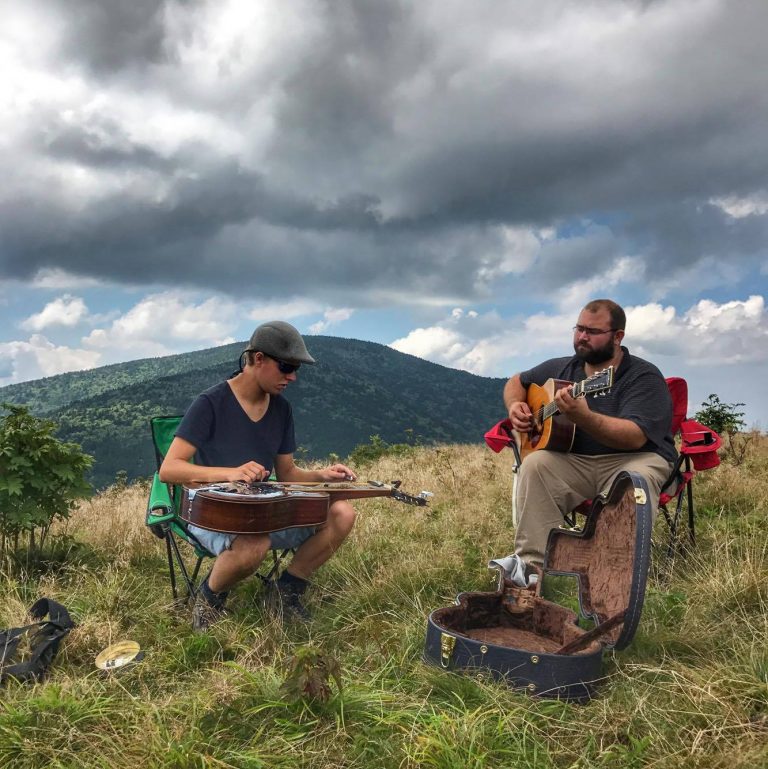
top-left (264, 354), bottom-right (301, 375)
top-left (572, 325), bottom-right (616, 337)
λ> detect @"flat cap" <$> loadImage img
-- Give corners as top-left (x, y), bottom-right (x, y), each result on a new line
top-left (247, 321), bottom-right (315, 364)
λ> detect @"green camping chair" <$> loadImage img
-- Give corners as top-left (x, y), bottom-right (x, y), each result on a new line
top-left (145, 415), bottom-right (292, 603)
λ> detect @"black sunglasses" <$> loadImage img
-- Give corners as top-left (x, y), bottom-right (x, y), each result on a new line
top-left (264, 353), bottom-right (301, 375)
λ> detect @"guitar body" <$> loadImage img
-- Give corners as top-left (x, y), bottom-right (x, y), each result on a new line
top-left (181, 486), bottom-right (330, 535)
top-left (180, 481), bottom-right (428, 535)
top-left (519, 378), bottom-right (577, 460)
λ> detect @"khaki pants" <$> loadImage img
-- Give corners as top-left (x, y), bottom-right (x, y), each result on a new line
top-left (513, 451), bottom-right (673, 565)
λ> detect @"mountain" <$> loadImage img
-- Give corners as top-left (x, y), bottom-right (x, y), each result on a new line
top-left (0, 337), bottom-right (507, 489)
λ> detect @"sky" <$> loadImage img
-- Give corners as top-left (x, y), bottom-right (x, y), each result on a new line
top-left (1, 0), bottom-right (767, 428)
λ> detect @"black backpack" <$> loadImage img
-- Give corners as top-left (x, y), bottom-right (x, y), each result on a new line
top-left (0, 598), bottom-right (74, 684)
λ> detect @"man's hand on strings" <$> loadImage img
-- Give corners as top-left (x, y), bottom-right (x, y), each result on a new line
top-left (508, 401), bottom-right (536, 433)
top-left (554, 386), bottom-right (589, 423)
top-left (321, 463), bottom-right (357, 482)
top-left (225, 461), bottom-right (270, 483)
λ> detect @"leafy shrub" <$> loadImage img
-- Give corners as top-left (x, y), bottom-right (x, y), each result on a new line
top-left (695, 394), bottom-right (750, 464)
top-left (0, 403), bottom-right (92, 553)
top-left (695, 393), bottom-right (746, 436)
top-left (348, 433), bottom-right (416, 467)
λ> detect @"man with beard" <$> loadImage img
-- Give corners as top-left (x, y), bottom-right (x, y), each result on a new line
top-left (502, 299), bottom-right (676, 566)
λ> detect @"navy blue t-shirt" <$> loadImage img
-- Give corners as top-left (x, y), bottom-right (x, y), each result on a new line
top-left (175, 381), bottom-right (297, 473)
top-left (519, 347), bottom-right (676, 464)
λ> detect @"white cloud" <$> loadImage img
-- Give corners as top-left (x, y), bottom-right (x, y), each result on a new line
top-left (711, 194), bottom-right (768, 219)
top-left (626, 296), bottom-right (767, 365)
top-left (624, 303), bottom-right (679, 346)
top-left (0, 334), bottom-right (101, 385)
top-left (554, 256), bottom-right (639, 314)
top-left (390, 325), bottom-right (469, 362)
top-left (82, 291), bottom-right (240, 360)
top-left (389, 295), bottom-right (768, 379)
top-left (30, 268), bottom-right (106, 290)
top-left (309, 307), bottom-right (353, 334)
top-left (20, 294), bottom-right (89, 331)
top-left (685, 295), bottom-right (764, 333)
top-left (477, 226), bottom-right (553, 281)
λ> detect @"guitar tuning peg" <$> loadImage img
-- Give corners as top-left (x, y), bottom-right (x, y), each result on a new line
top-left (419, 491), bottom-right (434, 500)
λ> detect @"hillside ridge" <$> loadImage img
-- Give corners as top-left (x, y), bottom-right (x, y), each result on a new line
top-left (0, 335), bottom-right (506, 487)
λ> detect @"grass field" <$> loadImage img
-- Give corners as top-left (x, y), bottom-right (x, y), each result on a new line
top-left (1, 438), bottom-right (767, 768)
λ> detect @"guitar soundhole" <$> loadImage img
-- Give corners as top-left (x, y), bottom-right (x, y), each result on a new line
top-left (529, 432), bottom-right (541, 449)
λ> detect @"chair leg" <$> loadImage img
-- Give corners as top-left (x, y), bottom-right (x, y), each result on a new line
top-left (166, 529), bottom-right (201, 603)
top-left (164, 533), bottom-right (179, 601)
top-left (686, 478), bottom-right (695, 547)
top-left (664, 482), bottom-right (696, 561)
top-left (663, 500), bottom-right (679, 562)
top-left (190, 556), bottom-right (205, 596)
top-left (255, 549), bottom-right (294, 587)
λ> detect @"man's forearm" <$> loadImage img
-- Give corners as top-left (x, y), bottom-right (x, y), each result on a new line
top-left (503, 374), bottom-right (527, 413)
top-left (160, 459), bottom-right (232, 484)
top-left (279, 466), bottom-right (325, 483)
top-left (569, 410), bottom-right (647, 450)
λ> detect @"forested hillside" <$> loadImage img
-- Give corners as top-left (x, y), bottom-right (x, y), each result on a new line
top-left (0, 337), bottom-right (507, 488)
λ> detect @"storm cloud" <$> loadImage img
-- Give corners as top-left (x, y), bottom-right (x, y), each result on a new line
top-left (2, 0), bottom-right (767, 306)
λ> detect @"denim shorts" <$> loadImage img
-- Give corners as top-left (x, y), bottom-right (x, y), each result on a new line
top-left (188, 524), bottom-right (317, 556)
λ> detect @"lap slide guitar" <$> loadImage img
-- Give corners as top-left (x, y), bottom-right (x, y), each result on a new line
top-left (518, 366), bottom-right (614, 460)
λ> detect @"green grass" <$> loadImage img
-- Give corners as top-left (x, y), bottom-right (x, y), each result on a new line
top-left (1, 440), bottom-right (767, 768)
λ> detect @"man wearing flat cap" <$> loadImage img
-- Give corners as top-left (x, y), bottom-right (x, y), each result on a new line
top-left (160, 321), bottom-right (357, 630)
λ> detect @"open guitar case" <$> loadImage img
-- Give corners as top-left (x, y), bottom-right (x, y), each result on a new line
top-left (424, 470), bottom-right (653, 702)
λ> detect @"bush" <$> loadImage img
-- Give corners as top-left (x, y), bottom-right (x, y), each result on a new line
top-left (694, 394), bottom-right (746, 436)
top-left (694, 394), bottom-right (750, 464)
top-left (0, 403), bottom-right (92, 553)
top-left (348, 434), bottom-right (416, 467)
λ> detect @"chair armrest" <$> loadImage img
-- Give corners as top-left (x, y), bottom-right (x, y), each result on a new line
top-left (146, 473), bottom-right (176, 524)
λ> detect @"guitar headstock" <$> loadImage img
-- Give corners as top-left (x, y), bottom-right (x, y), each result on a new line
top-left (370, 479), bottom-right (432, 506)
top-left (391, 488), bottom-right (432, 506)
top-left (575, 366), bottom-right (614, 398)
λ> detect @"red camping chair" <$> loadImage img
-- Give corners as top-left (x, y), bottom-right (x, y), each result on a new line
top-left (484, 377), bottom-right (722, 558)
top-left (657, 377), bottom-right (722, 555)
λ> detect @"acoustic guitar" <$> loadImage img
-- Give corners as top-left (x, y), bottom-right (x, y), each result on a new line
top-left (518, 367), bottom-right (614, 460)
top-left (180, 481), bottom-right (429, 535)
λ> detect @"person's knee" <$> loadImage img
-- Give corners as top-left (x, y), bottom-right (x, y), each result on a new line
top-left (231, 534), bottom-right (271, 573)
top-left (329, 501), bottom-right (356, 536)
top-left (517, 451), bottom-right (557, 497)
top-left (519, 450), bottom-right (559, 478)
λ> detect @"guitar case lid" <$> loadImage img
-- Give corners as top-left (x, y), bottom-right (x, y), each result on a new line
top-left (543, 470), bottom-right (653, 651)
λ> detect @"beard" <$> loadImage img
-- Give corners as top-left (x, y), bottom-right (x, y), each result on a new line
top-left (574, 336), bottom-right (615, 365)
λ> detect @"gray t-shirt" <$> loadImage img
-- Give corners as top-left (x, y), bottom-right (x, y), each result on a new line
top-left (176, 381), bottom-right (297, 472)
top-left (519, 347), bottom-right (676, 464)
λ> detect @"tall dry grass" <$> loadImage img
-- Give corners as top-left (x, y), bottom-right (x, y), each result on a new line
top-left (1, 438), bottom-right (767, 768)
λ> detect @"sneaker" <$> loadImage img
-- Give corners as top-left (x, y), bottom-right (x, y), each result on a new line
top-left (488, 554), bottom-right (538, 589)
top-left (192, 595), bottom-right (224, 632)
top-left (269, 581), bottom-right (311, 622)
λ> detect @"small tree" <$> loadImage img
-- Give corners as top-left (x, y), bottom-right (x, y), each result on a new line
top-left (0, 403), bottom-right (92, 554)
top-left (694, 394), bottom-right (748, 464)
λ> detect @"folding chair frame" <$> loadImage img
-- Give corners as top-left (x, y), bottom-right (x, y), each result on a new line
top-left (145, 415), bottom-right (293, 604)
top-left (658, 452), bottom-right (696, 559)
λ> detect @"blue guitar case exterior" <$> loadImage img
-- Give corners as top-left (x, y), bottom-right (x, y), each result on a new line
top-left (424, 471), bottom-right (653, 702)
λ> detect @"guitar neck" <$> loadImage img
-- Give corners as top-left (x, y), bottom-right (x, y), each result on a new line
top-left (539, 381), bottom-right (580, 421)
top-left (536, 368), bottom-right (612, 424)
top-left (255, 482), bottom-right (428, 507)
top-left (280, 483), bottom-right (392, 501)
